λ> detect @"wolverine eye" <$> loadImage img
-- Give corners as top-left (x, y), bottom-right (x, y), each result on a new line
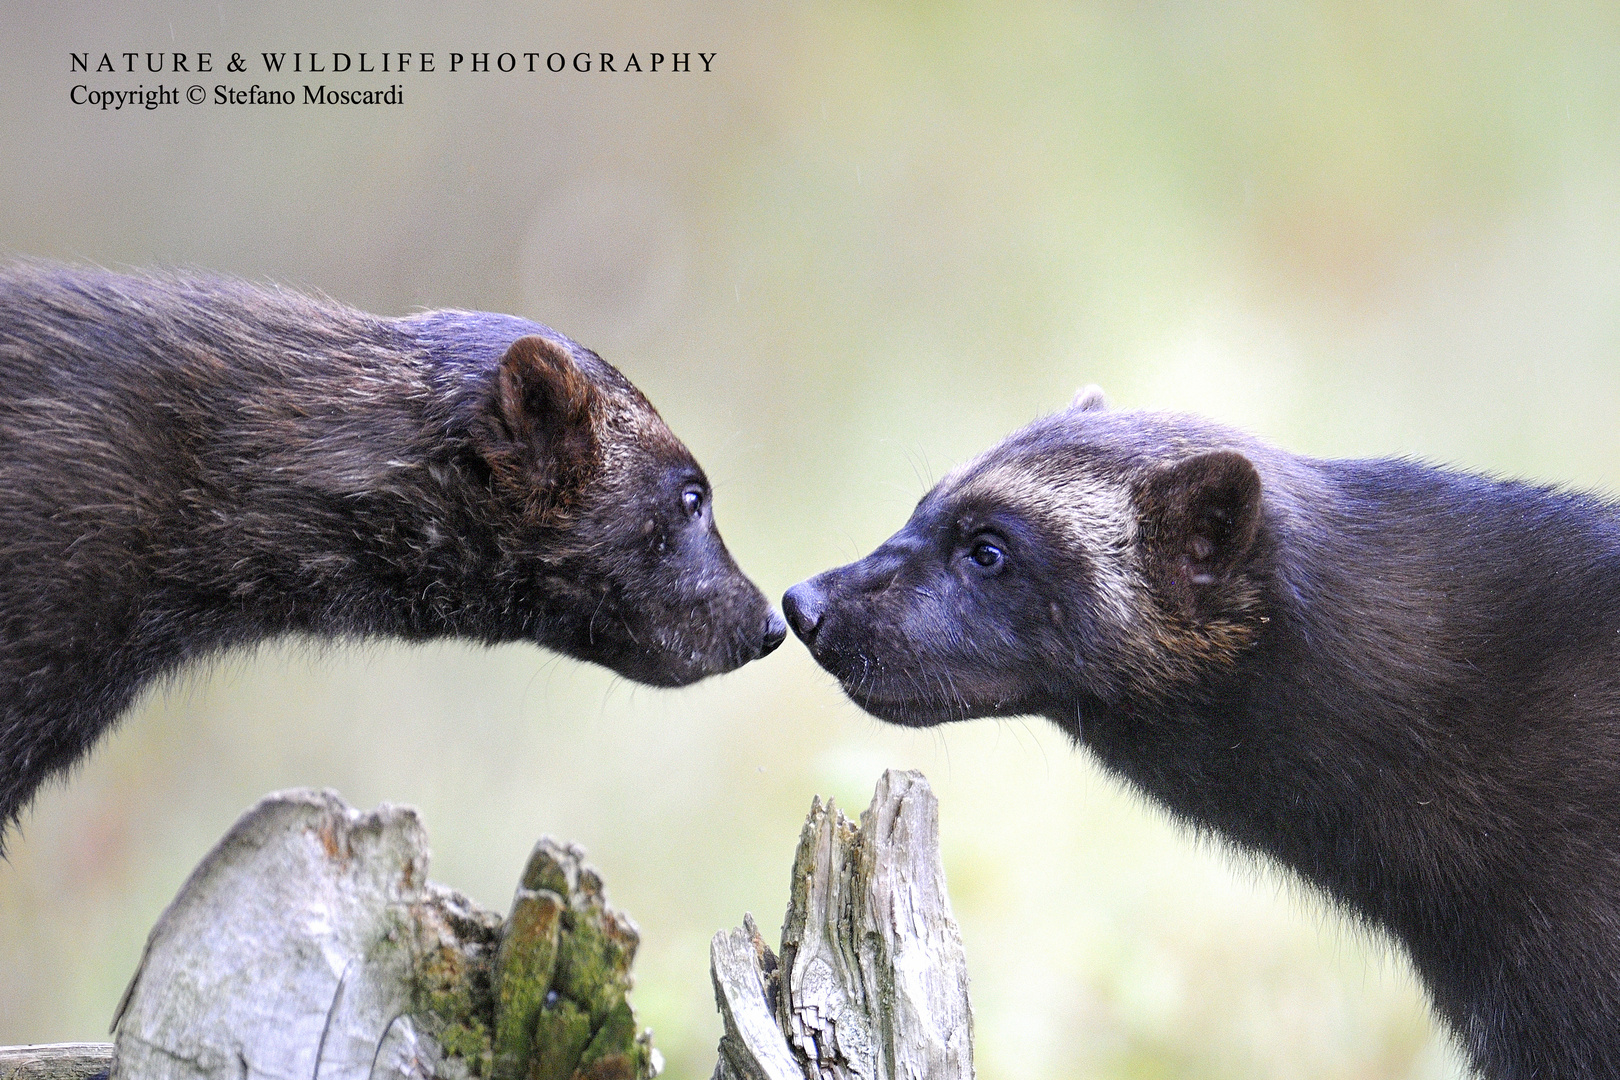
top-left (967, 537), bottom-right (1006, 573)
top-left (681, 486), bottom-right (706, 519)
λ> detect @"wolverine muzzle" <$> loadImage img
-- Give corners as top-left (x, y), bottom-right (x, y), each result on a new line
top-left (781, 581), bottom-right (826, 646)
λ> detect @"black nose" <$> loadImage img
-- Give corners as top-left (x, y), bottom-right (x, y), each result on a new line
top-left (782, 581), bottom-right (826, 645)
top-left (761, 610), bottom-right (788, 657)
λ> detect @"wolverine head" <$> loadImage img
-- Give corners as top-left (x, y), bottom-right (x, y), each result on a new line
top-left (443, 327), bottom-right (785, 687)
top-left (782, 389), bottom-right (1276, 728)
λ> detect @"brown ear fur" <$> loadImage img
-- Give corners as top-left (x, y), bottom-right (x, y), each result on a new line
top-left (1136, 450), bottom-right (1263, 620)
top-left (474, 335), bottom-right (601, 519)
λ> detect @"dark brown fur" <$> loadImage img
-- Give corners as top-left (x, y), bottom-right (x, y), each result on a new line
top-left (0, 263), bottom-right (785, 838)
top-left (786, 395), bottom-right (1620, 1079)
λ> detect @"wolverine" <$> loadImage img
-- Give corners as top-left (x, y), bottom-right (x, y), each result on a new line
top-left (0, 263), bottom-right (785, 838)
top-left (784, 387), bottom-right (1620, 1080)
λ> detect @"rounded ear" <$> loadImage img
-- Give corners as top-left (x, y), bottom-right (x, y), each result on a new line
top-left (474, 335), bottom-right (600, 514)
top-left (1135, 451), bottom-right (1263, 617)
top-left (492, 335), bottom-right (596, 441)
top-left (1071, 385), bottom-right (1108, 412)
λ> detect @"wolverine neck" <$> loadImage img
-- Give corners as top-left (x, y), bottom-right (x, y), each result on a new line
top-left (1074, 457), bottom-right (1620, 990)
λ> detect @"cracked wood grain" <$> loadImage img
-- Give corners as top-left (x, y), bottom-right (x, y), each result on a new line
top-left (92, 789), bottom-right (657, 1080)
top-left (0, 1044), bottom-right (114, 1080)
top-left (710, 770), bottom-right (974, 1080)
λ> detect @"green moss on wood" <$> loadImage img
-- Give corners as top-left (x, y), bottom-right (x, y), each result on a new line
top-left (416, 838), bottom-right (658, 1080)
top-left (492, 888), bottom-right (565, 1078)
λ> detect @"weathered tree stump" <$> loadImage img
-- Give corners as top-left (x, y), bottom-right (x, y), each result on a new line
top-left (105, 789), bottom-right (657, 1080)
top-left (709, 770), bottom-right (975, 1080)
top-left (3, 772), bottom-right (973, 1080)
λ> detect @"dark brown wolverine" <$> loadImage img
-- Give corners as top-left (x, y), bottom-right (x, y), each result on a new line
top-left (784, 388), bottom-right (1620, 1080)
top-left (0, 264), bottom-right (785, 839)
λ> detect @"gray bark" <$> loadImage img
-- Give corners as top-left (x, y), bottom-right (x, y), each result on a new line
top-left (110, 790), bottom-right (438, 1080)
top-left (101, 788), bottom-right (657, 1080)
top-left (3, 771), bottom-right (972, 1080)
top-left (710, 770), bottom-right (975, 1080)
top-left (0, 1044), bottom-right (113, 1080)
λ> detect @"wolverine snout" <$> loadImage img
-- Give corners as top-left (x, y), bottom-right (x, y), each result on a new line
top-left (782, 581), bottom-right (827, 645)
top-left (761, 609), bottom-right (789, 657)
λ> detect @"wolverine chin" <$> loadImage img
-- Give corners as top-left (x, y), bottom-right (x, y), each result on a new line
top-left (841, 683), bottom-right (962, 727)
top-left (835, 671), bottom-right (1043, 728)
top-left (590, 609), bottom-right (789, 688)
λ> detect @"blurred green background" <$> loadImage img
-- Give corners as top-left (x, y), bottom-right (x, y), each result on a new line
top-left (2, 2), bottom-right (1618, 1077)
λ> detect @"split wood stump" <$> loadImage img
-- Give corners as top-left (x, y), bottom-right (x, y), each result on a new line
top-left (0, 770), bottom-right (973, 1080)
